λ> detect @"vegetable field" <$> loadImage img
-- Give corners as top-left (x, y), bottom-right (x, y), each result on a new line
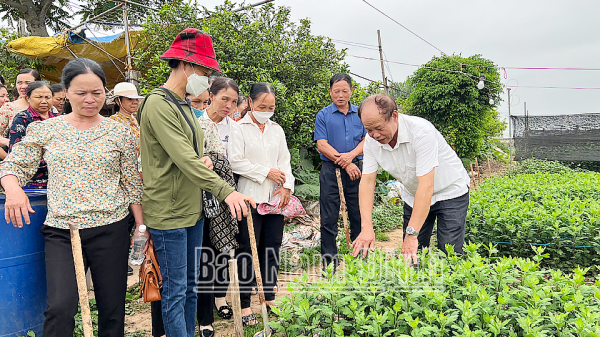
top-left (273, 244), bottom-right (600, 336)
top-left (466, 171), bottom-right (600, 272)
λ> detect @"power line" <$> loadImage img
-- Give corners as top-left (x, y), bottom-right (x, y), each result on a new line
top-left (506, 85), bottom-right (600, 90)
top-left (361, 0), bottom-right (448, 56)
top-left (331, 38), bottom-right (378, 49)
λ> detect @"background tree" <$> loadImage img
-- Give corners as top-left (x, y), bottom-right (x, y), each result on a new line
top-left (0, 29), bottom-right (46, 93)
top-left (134, 0), bottom-right (347, 154)
top-left (75, 0), bottom-right (169, 29)
top-left (0, 0), bottom-right (71, 36)
top-left (404, 54), bottom-right (505, 158)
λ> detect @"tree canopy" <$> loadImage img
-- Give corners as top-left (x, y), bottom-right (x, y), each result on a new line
top-left (134, 0), bottom-right (347, 152)
top-left (404, 54), bottom-right (505, 158)
top-left (0, 0), bottom-right (168, 37)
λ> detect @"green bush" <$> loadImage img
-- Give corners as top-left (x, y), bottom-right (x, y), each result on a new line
top-left (507, 158), bottom-right (584, 176)
top-left (404, 54), bottom-right (505, 158)
top-left (372, 203), bottom-right (403, 233)
top-left (466, 172), bottom-right (600, 271)
top-left (273, 244), bottom-right (600, 336)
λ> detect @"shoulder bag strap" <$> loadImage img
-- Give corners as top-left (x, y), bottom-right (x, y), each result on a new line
top-left (158, 87), bottom-right (199, 156)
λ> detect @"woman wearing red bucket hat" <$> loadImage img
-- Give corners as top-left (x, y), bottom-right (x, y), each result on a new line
top-left (138, 28), bottom-right (256, 337)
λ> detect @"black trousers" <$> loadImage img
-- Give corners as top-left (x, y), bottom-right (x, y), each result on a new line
top-left (42, 216), bottom-right (130, 337)
top-left (319, 161), bottom-right (362, 270)
top-left (402, 191), bottom-right (469, 255)
top-left (196, 218), bottom-right (230, 326)
top-left (236, 210), bottom-right (284, 309)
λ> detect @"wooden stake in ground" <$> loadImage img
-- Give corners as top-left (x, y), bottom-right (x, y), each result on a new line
top-left (245, 201), bottom-right (271, 337)
top-left (69, 224), bottom-right (93, 337)
top-left (335, 168), bottom-right (352, 246)
top-left (228, 249), bottom-right (244, 337)
top-left (475, 157), bottom-right (482, 185)
top-left (470, 163), bottom-right (477, 189)
top-left (486, 154), bottom-right (492, 176)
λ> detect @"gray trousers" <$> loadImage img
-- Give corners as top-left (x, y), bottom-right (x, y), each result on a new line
top-left (402, 191), bottom-right (469, 255)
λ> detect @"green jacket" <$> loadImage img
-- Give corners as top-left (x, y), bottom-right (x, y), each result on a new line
top-left (138, 88), bottom-right (235, 230)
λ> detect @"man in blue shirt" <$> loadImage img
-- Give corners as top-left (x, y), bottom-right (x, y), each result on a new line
top-left (314, 73), bottom-right (366, 271)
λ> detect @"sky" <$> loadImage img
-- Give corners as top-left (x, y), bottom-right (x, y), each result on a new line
top-left (192, 0), bottom-right (600, 124)
top-left (77, 0), bottom-right (600, 125)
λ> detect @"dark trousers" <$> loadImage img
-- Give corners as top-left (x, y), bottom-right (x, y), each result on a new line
top-left (319, 161), bottom-right (362, 270)
top-left (42, 216), bottom-right (130, 337)
top-left (402, 191), bottom-right (469, 255)
top-left (236, 210), bottom-right (284, 309)
top-left (196, 218), bottom-right (230, 326)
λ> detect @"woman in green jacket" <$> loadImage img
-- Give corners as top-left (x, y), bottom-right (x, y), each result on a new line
top-left (138, 28), bottom-right (254, 337)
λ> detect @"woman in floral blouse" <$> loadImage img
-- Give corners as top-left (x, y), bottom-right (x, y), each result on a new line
top-left (0, 68), bottom-right (41, 159)
top-left (0, 58), bottom-right (143, 337)
top-left (8, 81), bottom-right (59, 189)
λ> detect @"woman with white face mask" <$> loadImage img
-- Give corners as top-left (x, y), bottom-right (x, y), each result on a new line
top-left (229, 82), bottom-right (295, 325)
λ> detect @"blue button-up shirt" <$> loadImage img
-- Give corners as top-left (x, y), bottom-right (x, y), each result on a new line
top-left (314, 103), bottom-right (367, 161)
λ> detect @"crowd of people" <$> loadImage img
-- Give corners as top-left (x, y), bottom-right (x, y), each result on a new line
top-left (0, 27), bottom-right (470, 337)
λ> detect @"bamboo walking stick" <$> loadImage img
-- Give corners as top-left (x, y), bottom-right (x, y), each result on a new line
top-left (69, 224), bottom-right (93, 337)
top-left (228, 249), bottom-right (244, 337)
top-left (335, 168), bottom-right (352, 247)
top-left (245, 201), bottom-right (271, 337)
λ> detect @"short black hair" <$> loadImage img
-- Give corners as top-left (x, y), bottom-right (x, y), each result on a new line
top-left (50, 83), bottom-right (65, 95)
top-left (248, 82), bottom-right (275, 102)
top-left (209, 77), bottom-right (239, 96)
top-left (0, 74), bottom-right (4, 86)
top-left (358, 94), bottom-right (397, 121)
top-left (25, 81), bottom-right (52, 98)
top-left (330, 73), bottom-right (353, 89)
top-left (17, 68), bottom-right (41, 82)
top-left (168, 59), bottom-right (181, 69)
top-left (61, 58), bottom-right (106, 89)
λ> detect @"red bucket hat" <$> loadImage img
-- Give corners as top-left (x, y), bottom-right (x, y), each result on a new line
top-left (160, 28), bottom-right (221, 73)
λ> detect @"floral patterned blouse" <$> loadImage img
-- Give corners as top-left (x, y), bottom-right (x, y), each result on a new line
top-left (0, 116), bottom-right (143, 229)
top-left (8, 107), bottom-right (60, 187)
top-left (198, 117), bottom-right (226, 155)
top-left (110, 111), bottom-right (140, 155)
top-left (0, 102), bottom-right (22, 138)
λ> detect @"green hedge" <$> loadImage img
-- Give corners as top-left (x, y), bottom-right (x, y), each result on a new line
top-left (273, 245), bottom-right (600, 336)
top-left (466, 172), bottom-right (600, 271)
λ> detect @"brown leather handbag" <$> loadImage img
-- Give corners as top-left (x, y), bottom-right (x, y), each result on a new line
top-left (139, 240), bottom-right (162, 302)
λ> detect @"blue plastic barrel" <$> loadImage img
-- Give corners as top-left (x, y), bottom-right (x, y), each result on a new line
top-left (0, 190), bottom-right (48, 337)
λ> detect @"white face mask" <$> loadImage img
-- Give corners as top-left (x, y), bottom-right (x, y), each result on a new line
top-left (183, 66), bottom-right (210, 97)
top-left (252, 110), bottom-right (274, 124)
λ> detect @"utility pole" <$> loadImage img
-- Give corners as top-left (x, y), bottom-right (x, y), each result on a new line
top-left (377, 30), bottom-right (389, 95)
top-left (507, 88), bottom-right (512, 164)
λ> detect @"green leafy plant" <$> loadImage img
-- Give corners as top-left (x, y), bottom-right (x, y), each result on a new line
top-left (372, 203), bottom-right (403, 233)
top-left (272, 244), bottom-right (600, 336)
top-left (506, 158), bottom-right (584, 176)
top-left (466, 171), bottom-right (600, 272)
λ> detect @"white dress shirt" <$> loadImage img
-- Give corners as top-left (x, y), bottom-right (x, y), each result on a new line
top-left (363, 113), bottom-right (470, 207)
top-left (202, 113), bottom-right (233, 158)
top-left (229, 114), bottom-right (295, 204)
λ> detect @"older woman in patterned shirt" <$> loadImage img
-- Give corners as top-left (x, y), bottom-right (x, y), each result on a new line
top-left (0, 58), bottom-right (143, 337)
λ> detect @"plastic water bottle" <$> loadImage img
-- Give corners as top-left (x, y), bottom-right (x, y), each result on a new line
top-left (129, 225), bottom-right (148, 265)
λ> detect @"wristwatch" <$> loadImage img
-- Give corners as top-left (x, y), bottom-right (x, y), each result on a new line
top-left (405, 226), bottom-right (419, 236)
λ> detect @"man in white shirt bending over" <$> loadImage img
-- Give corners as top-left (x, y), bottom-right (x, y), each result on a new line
top-left (351, 94), bottom-right (470, 265)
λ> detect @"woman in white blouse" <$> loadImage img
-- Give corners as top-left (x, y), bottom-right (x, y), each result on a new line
top-left (229, 82), bottom-right (294, 325)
